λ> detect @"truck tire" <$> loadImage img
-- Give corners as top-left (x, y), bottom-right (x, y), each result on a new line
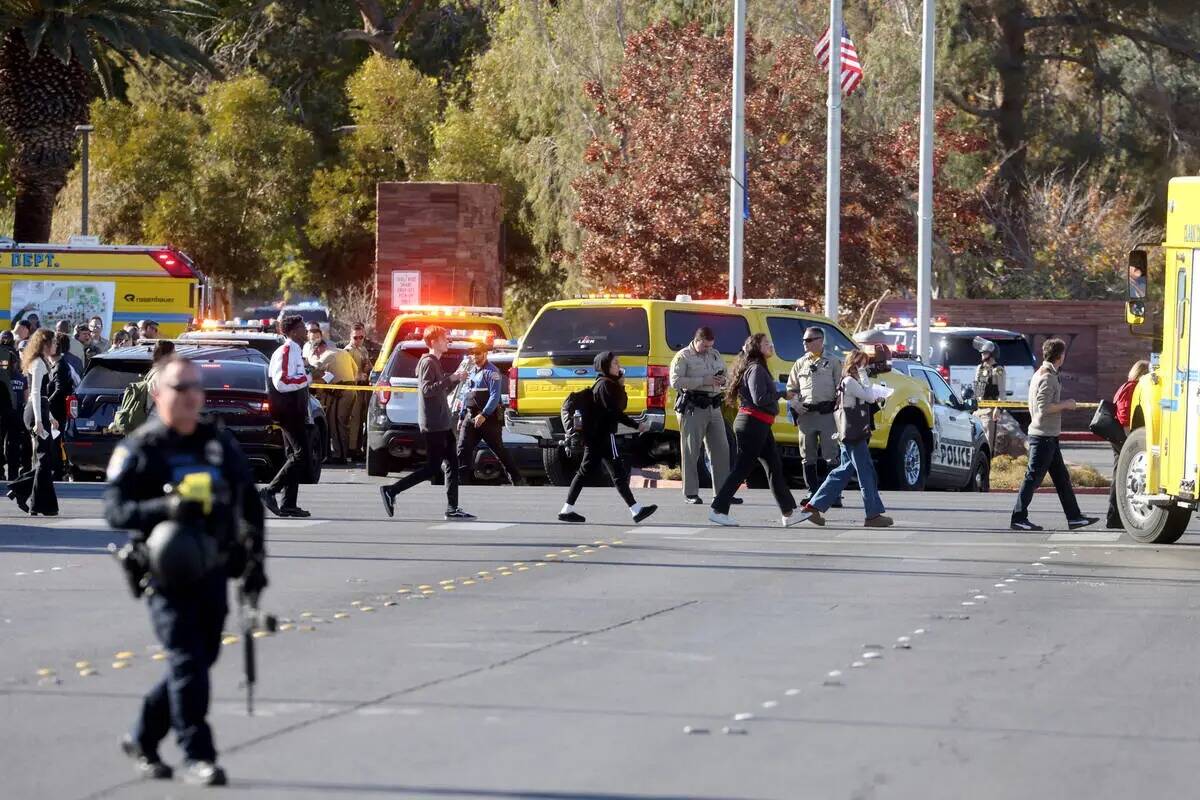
top-left (1117, 427), bottom-right (1191, 544)
top-left (305, 423), bottom-right (325, 484)
top-left (366, 445), bottom-right (389, 477)
top-left (883, 424), bottom-right (927, 491)
top-left (543, 446), bottom-right (577, 487)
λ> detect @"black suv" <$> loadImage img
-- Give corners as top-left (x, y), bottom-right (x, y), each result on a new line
top-left (65, 344), bottom-right (327, 482)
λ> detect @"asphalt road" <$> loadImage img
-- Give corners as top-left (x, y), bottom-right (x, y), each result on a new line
top-left (3, 476), bottom-right (1200, 800)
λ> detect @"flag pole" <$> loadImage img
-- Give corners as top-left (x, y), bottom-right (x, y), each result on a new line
top-left (728, 0), bottom-right (747, 304)
top-left (824, 0), bottom-right (843, 322)
top-left (916, 0), bottom-right (935, 364)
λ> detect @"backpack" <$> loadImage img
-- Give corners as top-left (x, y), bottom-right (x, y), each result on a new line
top-left (560, 385), bottom-right (596, 457)
top-left (111, 376), bottom-right (152, 435)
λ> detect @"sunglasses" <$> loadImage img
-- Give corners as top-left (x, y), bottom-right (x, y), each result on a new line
top-left (307, 329), bottom-right (321, 334)
top-left (167, 381), bottom-right (203, 392)
top-left (803, 337), bottom-right (823, 343)
top-left (352, 335), bottom-right (364, 341)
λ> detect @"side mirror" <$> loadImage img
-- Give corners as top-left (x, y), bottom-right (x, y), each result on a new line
top-left (1126, 249), bottom-right (1149, 326)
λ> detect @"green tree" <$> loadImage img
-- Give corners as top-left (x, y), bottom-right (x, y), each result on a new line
top-left (0, 0), bottom-right (212, 242)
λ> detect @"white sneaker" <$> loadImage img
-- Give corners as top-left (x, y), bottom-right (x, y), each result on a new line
top-left (708, 510), bottom-right (739, 527)
top-left (782, 510), bottom-right (811, 528)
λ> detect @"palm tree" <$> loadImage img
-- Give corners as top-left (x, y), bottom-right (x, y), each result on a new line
top-left (0, 1), bottom-right (213, 242)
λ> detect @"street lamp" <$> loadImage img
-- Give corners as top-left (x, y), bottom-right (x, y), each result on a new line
top-left (74, 124), bottom-right (94, 237)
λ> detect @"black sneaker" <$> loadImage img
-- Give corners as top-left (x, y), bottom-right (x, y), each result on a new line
top-left (445, 508), bottom-right (476, 520)
top-left (279, 506), bottom-right (311, 518)
top-left (684, 495), bottom-right (703, 505)
top-left (1068, 516), bottom-right (1099, 530)
top-left (633, 505), bottom-right (658, 524)
top-left (1010, 520), bottom-right (1044, 532)
top-left (258, 488), bottom-right (281, 517)
top-left (121, 736), bottom-right (172, 780)
top-left (182, 761), bottom-right (227, 787)
top-left (380, 486), bottom-right (395, 518)
top-left (730, 497), bottom-right (744, 505)
top-left (558, 511), bottom-right (586, 523)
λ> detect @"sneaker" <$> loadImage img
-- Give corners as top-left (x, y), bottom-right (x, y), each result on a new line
top-left (730, 497), bottom-right (744, 505)
top-left (380, 486), bottom-right (395, 518)
top-left (708, 510), bottom-right (738, 527)
top-left (864, 514), bottom-right (894, 528)
top-left (802, 505), bottom-right (825, 527)
top-left (633, 505), bottom-right (658, 524)
top-left (182, 761), bottom-right (227, 787)
top-left (445, 508), bottom-right (476, 520)
top-left (684, 495), bottom-right (703, 505)
top-left (121, 736), bottom-right (172, 780)
top-left (782, 510), bottom-right (811, 527)
top-left (1067, 516), bottom-right (1099, 530)
top-left (1010, 519), bottom-right (1043, 532)
top-left (278, 506), bottom-right (311, 518)
top-left (258, 488), bottom-right (281, 517)
top-left (558, 511), bottom-right (586, 523)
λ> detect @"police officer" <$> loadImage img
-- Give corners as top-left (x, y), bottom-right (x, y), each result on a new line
top-left (105, 357), bottom-right (267, 786)
top-left (456, 341), bottom-right (526, 486)
top-left (0, 330), bottom-right (23, 480)
top-left (973, 338), bottom-right (1006, 402)
top-left (669, 326), bottom-right (733, 504)
top-left (786, 326), bottom-right (842, 506)
top-left (343, 322), bottom-right (372, 459)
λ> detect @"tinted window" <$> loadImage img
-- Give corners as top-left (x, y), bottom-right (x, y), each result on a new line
top-left (289, 308), bottom-right (329, 323)
top-left (767, 317), bottom-right (857, 362)
top-left (522, 307), bottom-right (650, 355)
top-left (664, 311), bottom-right (750, 354)
top-left (385, 348), bottom-right (467, 379)
top-left (917, 368), bottom-right (956, 406)
top-left (940, 336), bottom-right (1035, 368)
top-left (79, 364), bottom-right (143, 390)
top-left (194, 363), bottom-right (267, 391)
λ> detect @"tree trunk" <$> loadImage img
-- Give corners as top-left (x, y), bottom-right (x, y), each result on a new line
top-left (0, 30), bottom-right (90, 243)
top-left (993, 0), bottom-right (1031, 266)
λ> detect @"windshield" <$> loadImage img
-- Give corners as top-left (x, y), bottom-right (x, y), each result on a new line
top-left (522, 306), bottom-right (650, 356)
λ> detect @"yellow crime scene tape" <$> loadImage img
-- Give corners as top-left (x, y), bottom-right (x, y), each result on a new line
top-left (308, 383), bottom-right (379, 392)
top-left (977, 401), bottom-right (1100, 409)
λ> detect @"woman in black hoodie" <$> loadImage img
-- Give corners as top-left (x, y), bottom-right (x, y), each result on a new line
top-left (558, 351), bottom-right (658, 524)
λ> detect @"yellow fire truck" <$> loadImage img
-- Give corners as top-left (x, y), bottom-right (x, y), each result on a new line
top-left (1118, 177), bottom-right (1200, 542)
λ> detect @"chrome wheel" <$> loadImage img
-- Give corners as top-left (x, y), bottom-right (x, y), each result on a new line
top-left (1124, 449), bottom-right (1152, 526)
top-left (903, 439), bottom-right (922, 487)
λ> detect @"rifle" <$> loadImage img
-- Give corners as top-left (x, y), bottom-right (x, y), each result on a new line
top-left (237, 587), bottom-right (277, 716)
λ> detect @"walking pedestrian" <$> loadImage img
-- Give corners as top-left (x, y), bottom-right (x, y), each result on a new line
top-left (260, 315), bottom-right (313, 518)
top-left (105, 356), bottom-right (267, 786)
top-left (7, 329), bottom-right (59, 515)
top-left (800, 349), bottom-right (893, 527)
top-left (379, 325), bottom-right (475, 520)
top-left (786, 326), bottom-right (843, 507)
top-left (456, 342), bottom-right (526, 486)
top-left (1106, 359), bottom-right (1150, 528)
top-left (669, 326), bottom-right (735, 505)
top-left (558, 351), bottom-right (657, 524)
top-left (1010, 338), bottom-right (1099, 532)
top-left (343, 323), bottom-right (372, 459)
top-left (709, 334), bottom-right (806, 527)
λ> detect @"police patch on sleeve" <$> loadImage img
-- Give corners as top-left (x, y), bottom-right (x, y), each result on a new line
top-left (106, 444), bottom-right (132, 482)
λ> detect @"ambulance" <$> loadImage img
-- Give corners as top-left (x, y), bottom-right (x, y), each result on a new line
top-left (1118, 177), bottom-right (1200, 542)
top-left (0, 239), bottom-right (207, 340)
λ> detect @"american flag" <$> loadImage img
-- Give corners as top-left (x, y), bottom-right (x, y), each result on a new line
top-left (814, 24), bottom-right (864, 95)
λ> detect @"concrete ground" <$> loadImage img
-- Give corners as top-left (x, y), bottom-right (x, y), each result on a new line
top-left (2, 476), bottom-right (1199, 800)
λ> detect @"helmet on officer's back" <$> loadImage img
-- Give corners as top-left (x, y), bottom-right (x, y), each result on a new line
top-left (146, 521), bottom-right (219, 589)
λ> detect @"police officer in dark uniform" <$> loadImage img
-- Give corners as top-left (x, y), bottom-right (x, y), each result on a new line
top-left (0, 330), bottom-right (26, 480)
top-left (105, 357), bottom-right (266, 786)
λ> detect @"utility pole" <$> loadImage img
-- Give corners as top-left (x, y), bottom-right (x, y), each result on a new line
top-left (727, 0), bottom-right (746, 304)
top-left (824, 0), bottom-right (843, 322)
top-left (75, 124), bottom-right (94, 237)
top-left (916, 0), bottom-right (935, 364)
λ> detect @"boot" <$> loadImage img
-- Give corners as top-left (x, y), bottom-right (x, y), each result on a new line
top-left (818, 460), bottom-right (843, 508)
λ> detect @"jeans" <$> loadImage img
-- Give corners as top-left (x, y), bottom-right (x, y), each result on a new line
top-left (809, 438), bottom-right (885, 518)
top-left (567, 434), bottom-right (635, 507)
top-left (1011, 435), bottom-right (1082, 523)
top-left (712, 414), bottom-right (795, 515)
top-left (388, 429), bottom-right (460, 509)
top-left (133, 570), bottom-right (227, 763)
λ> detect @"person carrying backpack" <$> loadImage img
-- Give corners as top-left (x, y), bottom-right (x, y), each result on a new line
top-left (558, 351), bottom-right (657, 524)
top-left (110, 341), bottom-right (175, 436)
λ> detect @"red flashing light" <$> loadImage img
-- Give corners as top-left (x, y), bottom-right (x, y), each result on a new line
top-left (375, 382), bottom-right (392, 405)
top-left (937, 364), bottom-right (950, 380)
top-left (508, 366), bottom-right (519, 412)
top-left (895, 342), bottom-right (907, 352)
top-left (153, 248), bottom-right (196, 278)
top-left (67, 394), bottom-right (78, 419)
top-left (646, 365), bottom-right (670, 410)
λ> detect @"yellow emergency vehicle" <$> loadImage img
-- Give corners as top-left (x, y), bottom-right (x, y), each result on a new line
top-left (371, 306), bottom-right (512, 379)
top-left (0, 240), bottom-right (206, 339)
top-left (1118, 177), bottom-right (1200, 542)
top-left (506, 297), bottom-right (937, 488)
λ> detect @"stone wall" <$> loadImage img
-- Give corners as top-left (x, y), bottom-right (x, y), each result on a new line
top-left (374, 182), bottom-right (502, 333)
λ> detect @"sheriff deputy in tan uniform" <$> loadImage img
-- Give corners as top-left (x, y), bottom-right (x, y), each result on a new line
top-left (343, 322), bottom-right (372, 459)
top-left (786, 326), bottom-right (842, 504)
top-left (669, 326), bottom-right (735, 505)
top-left (973, 338), bottom-right (1006, 402)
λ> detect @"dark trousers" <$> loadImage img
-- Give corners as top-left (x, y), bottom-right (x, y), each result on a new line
top-left (566, 434), bottom-right (635, 507)
top-left (388, 429), bottom-right (459, 509)
top-left (9, 414), bottom-right (59, 515)
top-left (1, 405), bottom-right (28, 481)
top-left (713, 414), bottom-right (796, 515)
top-left (267, 417), bottom-right (310, 508)
top-left (1106, 441), bottom-right (1123, 527)
top-left (1011, 435), bottom-right (1083, 523)
top-left (133, 571), bottom-right (227, 763)
top-left (457, 416), bottom-right (522, 485)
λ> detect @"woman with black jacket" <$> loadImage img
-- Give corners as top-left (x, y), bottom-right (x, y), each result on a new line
top-left (710, 334), bottom-right (807, 527)
top-left (558, 351), bottom-right (658, 524)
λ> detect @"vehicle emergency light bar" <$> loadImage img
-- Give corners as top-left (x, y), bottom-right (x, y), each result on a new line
top-left (397, 337), bottom-right (517, 350)
top-left (392, 305), bottom-right (504, 317)
top-left (738, 298), bottom-right (806, 309)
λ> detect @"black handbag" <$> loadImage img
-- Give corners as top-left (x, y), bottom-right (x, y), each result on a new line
top-left (835, 380), bottom-right (873, 443)
top-left (1089, 399), bottom-right (1125, 446)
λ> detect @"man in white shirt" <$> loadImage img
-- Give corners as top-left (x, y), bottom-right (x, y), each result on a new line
top-left (260, 315), bottom-right (312, 518)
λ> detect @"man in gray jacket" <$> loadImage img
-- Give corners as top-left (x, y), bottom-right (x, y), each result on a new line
top-left (669, 326), bottom-right (734, 504)
top-left (379, 326), bottom-right (474, 520)
top-left (1010, 338), bottom-right (1098, 531)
